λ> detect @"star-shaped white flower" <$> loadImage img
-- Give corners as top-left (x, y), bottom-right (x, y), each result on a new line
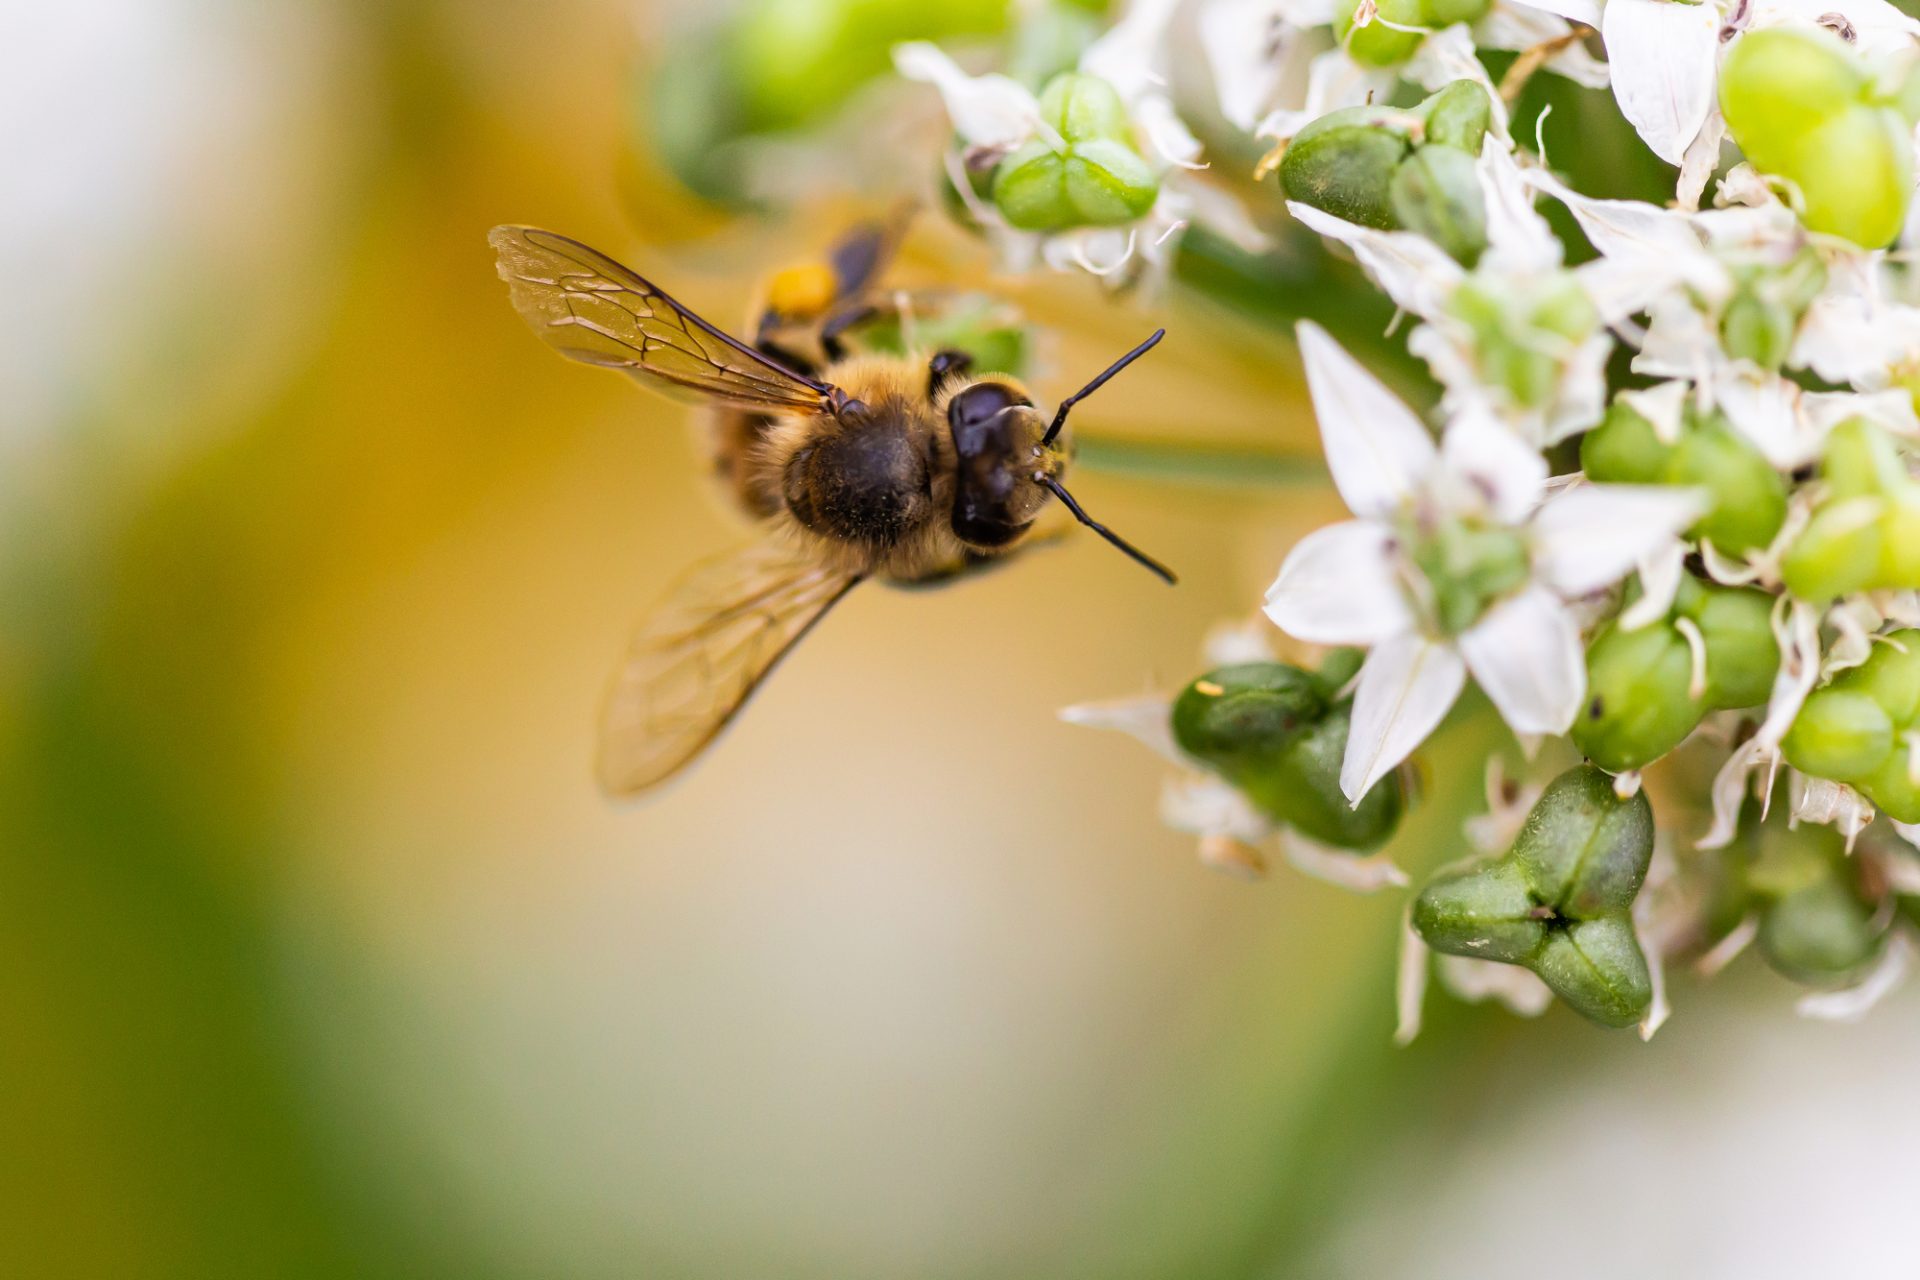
top-left (1264, 322), bottom-right (1704, 800)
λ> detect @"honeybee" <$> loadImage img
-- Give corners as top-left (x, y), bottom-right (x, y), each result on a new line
top-left (490, 218), bottom-right (1172, 795)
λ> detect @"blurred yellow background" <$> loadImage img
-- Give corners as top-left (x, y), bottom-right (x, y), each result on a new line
top-left (7, 3), bottom-right (1919, 1278)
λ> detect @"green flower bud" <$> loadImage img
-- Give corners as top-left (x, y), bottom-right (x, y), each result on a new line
top-left (1720, 28), bottom-right (1864, 173)
top-left (1782, 688), bottom-right (1893, 781)
top-left (990, 72), bottom-right (1160, 232)
top-left (1449, 275), bottom-right (1598, 409)
top-left (1574, 578), bottom-right (1780, 772)
top-left (993, 136), bottom-right (1160, 231)
top-left (1279, 106), bottom-right (1414, 229)
top-left (1584, 401), bottom-right (1787, 556)
top-left (1750, 824), bottom-right (1886, 985)
top-left (1783, 630), bottom-right (1920, 819)
top-left (1171, 662), bottom-right (1405, 850)
top-left (1720, 29), bottom-right (1911, 247)
top-left (1036, 68), bottom-right (1133, 141)
top-left (1782, 419), bottom-right (1920, 599)
top-left (1760, 878), bottom-right (1885, 984)
top-left (1413, 766), bottom-right (1655, 1028)
top-left (1686, 581), bottom-right (1780, 709)
top-left (1574, 623), bottom-right (1704, 772)
top-left (1785, 103), bottom-right (1914, 248)
top-left (1417, 80), bottom-right (1493, 153)
top-left (1390, 143), bottom-right (1487, 265)
top-left (1332, 0), bottom-right (1427, 66)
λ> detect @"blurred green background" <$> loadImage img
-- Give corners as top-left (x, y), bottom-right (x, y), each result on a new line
top-left (6, 3), bottom-right (1919, 1277)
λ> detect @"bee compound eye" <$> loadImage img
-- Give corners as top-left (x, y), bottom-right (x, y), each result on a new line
top-left (947, 382), bottom-right (1027, 434)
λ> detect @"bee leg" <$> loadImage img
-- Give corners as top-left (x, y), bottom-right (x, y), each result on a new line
top-left (818, 302), bottom-right (878, 363)
top-left (926, 349), bottom-right (974, 399)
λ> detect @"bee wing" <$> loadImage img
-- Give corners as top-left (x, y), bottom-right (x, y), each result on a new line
top-left (490, 225), bottom-right (834, 412)
top-left (597, 540), bottom-right (863, 796)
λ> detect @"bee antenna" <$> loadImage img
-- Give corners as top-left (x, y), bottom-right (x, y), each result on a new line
top-left (1038, 476), bottom-right (1177, 585)
top-left (1040, 328), bottom-right (1166, 447)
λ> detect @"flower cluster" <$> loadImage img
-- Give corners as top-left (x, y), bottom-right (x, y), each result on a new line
top-left (642, 0), bottom-right (1920, 1033)
top-left (1041, 0), bottom-right (1920, 1033)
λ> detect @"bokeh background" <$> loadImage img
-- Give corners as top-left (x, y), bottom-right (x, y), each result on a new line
top-left (8, 2), bottom-right (1920, 1277)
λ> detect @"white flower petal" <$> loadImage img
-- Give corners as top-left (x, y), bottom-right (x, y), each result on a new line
top-left (1710, 367), bottom-right (1817, 469)
top-left (1060, 694), bottom-right (1185, 766)
top-left (1296, 321), bottom-right (1439, 516)
top-left (1080, 0), bottom-right (1180, 102)
top-left (1435, 954), bottom-right (1555, 1016)
top-left (1287, 203), bottom-right (1465, 317)
top-left (1477, 138), bottom-right (1560, 274)
top-left (1620, 540), bottom-right (1686, 631)
top-left (1201, 0), bottom-right (1295, 130)
top-left (1134, 94), bottom-right (1206, 169)
top-left (1406, 26), bottom-right (1513, 141)
top-left (1257, 47), bottom-right (1389, 140)
top-left (1439, 406), bottom-right (1548, 522)
top-left (893, 44), bottom-right (1047, 152)
top-left (1160, 772), bottom-right (1274, 843)
top-left (1281, 828), bottom-right (1409, 892)
top-left (1616, 381), bottom-right (1691, 446)
top-left (1602, 0), bottom-right (1719, 166)
top-left (1341, 632), bottom-right (1467, 802)
top-left (1264, 519), bottom-right (1415, 644)
top-left (1531, 483), bottom-right (1705, 598)
top-left (1394, 912), bottom-right (1431, 1046)
top-left (1460, 586), bottom-right (1585, 735)
top-left (1505, 0), bottom-right (1601, 25)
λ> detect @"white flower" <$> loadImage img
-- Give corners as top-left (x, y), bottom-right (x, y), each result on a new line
top-left (896, 3), bottom-right (1267, 288)
top-left (1264, 322), bottom-right (1703, 800)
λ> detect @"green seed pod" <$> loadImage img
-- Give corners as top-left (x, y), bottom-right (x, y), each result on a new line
top-left (1272, 703), bottom-right (1406, 849)
top-left (1529, 917), bottom-right (1654, 1029)
top-left (1279, 106), bottom-right (1413, 229)
top-left (1412, 858), bottom-right (1546, 963)
top-left (1758, 877), bottom-right (1885, 985)
top-left (1332, 0), bottom-right (1427, 66)
top-left (1782, 497), bottom-right (1890, 600)
top-left (992, 136), bottom-right (1160, 231)
top-left (1719, 28), bottom-right (1863, 174)
top-left (1781, 419), bottom-right (1920, 599)
top-left (1580, 400), bottom-right (1669, 484)
top-left (1419, 0), bottom-right (1493, 28)
top-left (1669, 416), bottom-right (1789, 556)
top-left (1171, 662), bottom-right (1405, 850)
top-left (1036, 69), bottom-right (1133, 142)
top-left (1390, 143), bottom-right (1487, 265)
top-left (1719, 285), bottom-right (1800, 370)
top-left (1172, 663), bottom-right (1327, 765)
top-left (1510, 765), bottom-right (1654, 916)
top-left (1784, 102), bottom-right (1914, 249)
top-left (1848, 632), bottom-right (1920, 724)
top-left (1413, 766), bottom-right (1656, 1028)
top-left (1784, 687), bottom-right (1895, 782)
top-left (1417, 80), bottom-right (1493, 153)
top-left (1686, 583), bottom-right (1780, 709)
top-left (1574, 623), bottom-right (1704, 772)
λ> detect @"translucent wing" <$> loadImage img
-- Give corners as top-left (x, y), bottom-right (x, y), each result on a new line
top-left (490, 225), bottom-right (833, 412)
top-left (597, 540), bottom-right (863, 795)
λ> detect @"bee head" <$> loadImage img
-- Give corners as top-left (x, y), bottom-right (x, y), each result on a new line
top-left (944, 330), bottom-right (1176, 584)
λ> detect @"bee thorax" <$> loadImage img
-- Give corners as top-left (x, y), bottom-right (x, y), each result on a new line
top-left (781, 417), bottom-right (933, 548)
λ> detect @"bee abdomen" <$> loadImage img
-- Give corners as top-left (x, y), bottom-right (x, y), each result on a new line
top-left (782, 423), bottom-right (931, 548)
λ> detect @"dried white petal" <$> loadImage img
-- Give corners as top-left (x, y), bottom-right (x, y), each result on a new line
top-left (1796, 932), bottom-right (1914, 1022)
top-left (893, 43), bottom-right (1042, 150)
top-left (1281, 828), bottom-right (1409, 891)
top-left (1060, 694), bottom-right (1184, 766)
